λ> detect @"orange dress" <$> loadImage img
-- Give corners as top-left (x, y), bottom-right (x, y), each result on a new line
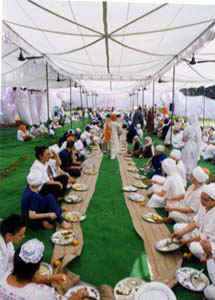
top-left (104, 120), bottom-right (111, 142)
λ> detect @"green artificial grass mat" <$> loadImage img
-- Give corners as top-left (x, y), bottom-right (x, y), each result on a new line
top-left (68, 155), bottom-right (151, 287)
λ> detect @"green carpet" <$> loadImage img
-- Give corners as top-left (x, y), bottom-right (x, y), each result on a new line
top-left (68, 155), bottom-right (151, 287)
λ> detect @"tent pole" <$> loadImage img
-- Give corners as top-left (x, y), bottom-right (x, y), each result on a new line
top-left (203, 87), bottom-right (206, 128)
top-left (136, 92), bottom-right (139, 107)
top-left (152, 80), bottom-right (155, 108)
top-left (185, 90), bottom-right (188, 118)
top-left (45, 62), bottom-right (50, 123)
top-left (80, 86), bottom-right (84, 128)
top-left (132, 94), bottom-right (134, 111)
top-left (69, 79), bottom-right (72, 129)
top-left (170, 64), bottom-right (176, 146)
top-left (142, 87), bottom-right (145, 109)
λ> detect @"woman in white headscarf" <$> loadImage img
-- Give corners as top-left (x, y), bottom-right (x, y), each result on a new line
top-left (147, 158), bottom-right (185, 208)
top-left (170, 149), bottom-right (186, 187)
top-left (172, 183), bottom-right (215, 261)
top-left (181, 114), bottom-right (201, 176)
top-left (166, 166), bottom-right (209, 223)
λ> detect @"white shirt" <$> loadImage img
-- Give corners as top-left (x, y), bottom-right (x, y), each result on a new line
top-left (177, 160), bottom-right (187, 187)
top-left (0, 235), bottom-right (15, 280)
top-left (17, 130), bottom-right (25, 141)
top-left (29, 160), bottom-right (49, 190)
top-left (0, 272), bottom-right (65, 300)
top-left (163, 174), bottom-right (185, 208)
top-left (74, 140), bottom-right (84, 152)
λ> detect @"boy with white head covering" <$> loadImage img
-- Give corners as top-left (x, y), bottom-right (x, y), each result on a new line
top-left (166, 166), bottom-right (208, 223)
top-left (136, 123), bottom-right (143, 139)
top-left (170, 149), bottom-right (186, 187)
top-left (202, 133), bottom-right (215, 161)
top-left (147, 158), bottom-right (185, 208)
top-left (172, 183), bottom-right (215, 262)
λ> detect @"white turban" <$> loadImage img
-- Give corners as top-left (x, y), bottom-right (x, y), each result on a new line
top-left (19, 239), bottom-right (44, 263)
top-left (76, 128), bottom-right (81, 132)
top-left (192, 166), bottom-right (209, 183)
top-left (80, 133), bottom-right (87, 140)
top-left (137, 124), bottom-right (141, 129)
top-left (162, 158), bottom-right (178, 176)
top-left (156, 145), bottom-right (165, 152)
top-left (170, 149), bottom-right (181, 161)
top-left (202, 183), bottom-right (215, 200)
top-left (27, 171), bottom-right (42, 186)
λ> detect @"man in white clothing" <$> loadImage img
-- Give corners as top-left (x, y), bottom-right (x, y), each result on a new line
top-left (172, 183), bottom-right (215, 262)
top-left (170, 149), bottom-right (186, 187)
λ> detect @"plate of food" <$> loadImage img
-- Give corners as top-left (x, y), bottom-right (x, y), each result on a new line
top-left (128, 162), bottom-right (135, 166)
top-left (64, 194), bottom-right (83, 203)
top-left (155, 238), bottom-right (181, 252)
top-left (127, 193), bottom-right (145, 202)
top-left (132, 181), bottom-right (147, 189)
top-left (114, 277), bottom-right (144, 299)
top-left (127, 167), bottom-right (138, 173)
top-left (123, 186), bottom-right (138, 192)
top-left (142, 213), bottom-right (163, 223)
top-left (63, 211), bottom-right (86, 222)
top-left (51, 230), bottom-right (76, 245)
top-left (65, 284), bottom-right (100, 300)
top-left (72, 183), bottom-right (88, 191)
top-left (84, 169), bottom-right (97, 175)
top-left (135, 281), bottom-right (176, 300)
top-left (37, 263), bottom-right (53, 276)
top-left (134, 175), bottom-right (146, 180)
top-left (176, 267), bottom-right (209, 292)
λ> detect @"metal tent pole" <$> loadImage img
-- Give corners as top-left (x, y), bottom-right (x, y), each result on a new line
top-left (79, 86), bottom-right (84, 128)
top-left (142, 87), bottom-right (145, 108)
top-left (45, 62), bottom-right (50, 123)
top-left (136, 92), bottom-right (139, 107)
top-left (152, 80), bottom-right (155, 108)
top-left (69, 79), bottom-right (72, 129)
top-left (203, 87), bottom-right (206, 128)
top-left (170, 64), bottom-right (176, 145)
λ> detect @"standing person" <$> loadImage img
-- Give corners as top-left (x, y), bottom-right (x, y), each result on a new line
top-left (109, 113), bottom-right (122, 160)
top-left (182, 114), bottom-right (202, 176)
top-left (132, 106), bottom-right (144, 128)
top-left (103, 114), bottom-right (111, 153)
top-left (0, 214), bottom-right (26, 279)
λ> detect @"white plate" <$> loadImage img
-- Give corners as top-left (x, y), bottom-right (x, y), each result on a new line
top-left (84, 169), bottom-right (97, 175)
top-left (63, 211), bottom-right (86, 222)
top-left (72, 183), bottom-right (88, 191)
top-left (114, 277), bottom-right (144, 299)
top-left (134, 175), bottom-right (146, 180)
top-left (64, 194), bottom-right (83, 203)
top-left (128, 193), bottom-right (145, 202)
top-left (132, 182), bottom-right (147, 189)
top-left (155, 238), bottom-right (181, 252)
top-left (127, 168), bottom-right (138, 173)
top-left (142, 213), bottom-right (163, 224)
top-left (38, 263), bottom-right (53, 276)
top-left (125, 157), bottom-right (132, 161)
top-left (65, 284), bottom-right (100, 300)
top-left (51, 230), bottom-right (76, 245)
top-left (123, 185), bottom-right (138, 192)
top-left (135, 281), bottom-right (176, 300)
top-left (176, 267), bottom-right (209, 292)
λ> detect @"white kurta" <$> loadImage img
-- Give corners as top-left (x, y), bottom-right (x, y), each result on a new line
top-left (204, 259), bottom-right (215, 300)
top-left (0, 235), bottom-right (15, 280)
top-left (0, 271), bottom-right (65, 300)
top-left (169, 184), bottom-right (203, 223)
top-left (182, 123), bottom-right (201, 175)
top-left (177, 160), bottom-right (187, 187)
top-left (109, 121), bottom-right (121, 159)
top-left (28, 160), bottom-right (49, 190)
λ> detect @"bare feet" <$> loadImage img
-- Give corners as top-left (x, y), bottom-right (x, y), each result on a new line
top-left (60, 221), bottom-right (73, 229)
top-left (42, 221), bottom-right (54, 230)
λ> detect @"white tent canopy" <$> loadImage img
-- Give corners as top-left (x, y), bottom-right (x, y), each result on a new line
top-left (2, 0), bottom-right (215, 93)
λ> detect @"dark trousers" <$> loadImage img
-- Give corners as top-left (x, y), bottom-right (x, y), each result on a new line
top-left (40, 175), bottom-right (68, 198)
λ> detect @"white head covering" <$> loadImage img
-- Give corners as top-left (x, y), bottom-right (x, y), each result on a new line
top-left (19, 239), bottom-right (44, 263)
top-left (137, 124), bottom-right (141, 129)
top-left (27, 171), bottom-right (42, 186)
top-left (80, 133), bottom-right (87, 140)
top-left (202, 183), bottom-right (215, 200)
top-left (170, 149), bottom-right (181, 161)
top-left (162, 158), bottom-right (178, 176)
top-left (192, 166), bottom-right (209, 183)
top-left (144, 136), bottom-right (152, 146)
top-left (76, 128), bottom-right (81, 133)
top-left (156, 145), bottom-right (165, 152)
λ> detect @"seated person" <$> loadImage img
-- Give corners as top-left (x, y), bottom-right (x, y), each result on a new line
top-left (17, 124), bottom-right (32, 142)
top-left (74, 128), bottom-right (81, 140)
top-left (126, 122), bottom-right (137, 144)
top-left (149, 145), bottom-right (167, 177)
top-left (136, 123), bottom-right (143, 139)
top-left (147, 158), bottom-right (185, 208)
top-left (59, 141), bottom-right (82, 177)
top-left (0, 215), bottom-right (26, 280)
top-left (22, 173), bottom-right (72, 230)
top-left (172, 184), bottom-right (215, 262)
top-left (128, 135), bottom-right (142, 157)
top-left (202, 133), bottom-right (215, 161)
top-left (0, 239), bottom-right (88, 300)
top-left (74, 136), bottom-right (86, 161)
top-left (28, 146), bottom-right (69, 200)
top-left (170, 149), bottom-right (186, 187)
top-left (166, 166), bottom-right (208, 223)
top-left (139, 136), bottom-right (153, 158)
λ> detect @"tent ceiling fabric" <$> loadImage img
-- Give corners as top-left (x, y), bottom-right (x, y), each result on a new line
top-left (2, 0), bottom-right (215, 92)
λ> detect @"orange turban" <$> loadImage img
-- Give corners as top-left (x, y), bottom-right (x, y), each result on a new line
top-left (18, 124), bottom-right (26, 133)
top-left (67, 135), bottom-right (75, 142)
top-left (110, 114), bottom-right (117, 121)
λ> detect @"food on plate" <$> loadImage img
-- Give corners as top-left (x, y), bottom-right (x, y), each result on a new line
top-left (72, 239), bottom-right (79, 246)
top-left (151, 215), bottom-right (163, 222)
